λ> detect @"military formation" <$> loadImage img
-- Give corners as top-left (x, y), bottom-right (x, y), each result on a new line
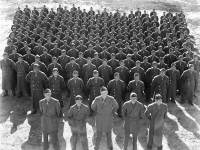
top-left (0, 4), bottom-right (199, 150)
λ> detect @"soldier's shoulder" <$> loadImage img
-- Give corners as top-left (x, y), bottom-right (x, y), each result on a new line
top-left (136, 101), bottom-right (143, 107)
top-left (82, 103), bottom-right (89, 109)
top-left (95, 95), bottom-right (101, 100)
top-left (147, 102), bottom-right (155, 108)
top-left (124, 100), bottom-right (131, 105)
top-left (39, 98), bottom-right (46, 103)
top-left (162, 103), bottom-right (168, 108)
top-left (51, 97), bottom-right (60, 103)
top-left (108, 95), bottom-right (115, 100)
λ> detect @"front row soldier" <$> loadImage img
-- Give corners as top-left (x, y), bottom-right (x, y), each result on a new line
top-left (122, 92), bottom-right (144, 150)
top-left (180, 64), bottom-right (198, 105)
top-left (67, 95), bottom-right (90, 150)
top-left (39, 89), bottom-right (61, 150)
top-left (0, 52), bottom-right (16, 97)
top-left (107, 72), bottom-right (125, 117)
top-left (26, 63), bottom-right (49, 114)
top-left (49, 68), bottom-right (65, 117)
top-left (145, 94), bottom-right (168, 150)
top-left (91, 86), bottom-right (119, 150)
top-left (67, 70), bottom-right (84, 108)
top-left (86, 70), bottom-right (105, 116)
top-left (151, 68), bottom-right (169, 103)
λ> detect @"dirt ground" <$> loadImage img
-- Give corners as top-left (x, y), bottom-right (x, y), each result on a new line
top-left (0, 0), bottom-right (200, 150)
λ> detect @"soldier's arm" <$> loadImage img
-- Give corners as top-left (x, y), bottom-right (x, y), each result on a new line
top-left (25, 72), bottom-right (31, 83)
top-left (67, 107), bottom-right (75, 126)
top-left (60, 76), bottom-right (66, 90)
top-left (127, 81), bottom-right (132, 92)
top-left (144, 105), bottom-right (152, 120)
top-left (151, 77), bottom-right (156, 97)
top-left (112, 98), bottom-right (119, 112)
top-left (139, 104), bottom-right (146, 119)
top-left (39, 101), bottom-right (43, 114)
top-left (121, 103), bottom-right (127, 119)
top-left (42, 72), bottom-right (49, 89)
top-left (107, 81), bottom-right (112, 94)
top-left (55, 101), bottom-right (61, 117)
top-left (91, 98), bottom-right (97, 111)
top-left (101, 78), bottom-right (105, 86)
top-left (10, 59), bottom-right (16, 70)
top-left (85, 106), bottom-right (90, 119)
top-left (86, 78), bottom-right (91, 89)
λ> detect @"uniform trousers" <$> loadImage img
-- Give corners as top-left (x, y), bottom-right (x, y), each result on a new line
top-left (43, 129), bottom-right (60, 150)
top-left (95, 130), bottom-right (113, 150)
top-left (123, 131), bottom-right (138, 150)
top-left (146, 144), bottom-right (163, 150)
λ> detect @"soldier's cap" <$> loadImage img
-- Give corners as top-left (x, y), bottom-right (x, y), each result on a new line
top-left (114, 72), bottom-right (119, 77)
top-left (52, 56), bottom-right (58, 60)
top-left (18, 54), bottom-right (23, 58)
top-left (100, 86), bottom-right (108, 92)
top-left (111, 53), bottom-right (115, 56)
top-left (93, 70), bottom-right (98, 74)
top-left (71, 43), bottom-right (75, 46)
top-left (152, 61), bottom-right (157, 65)
top-left (189, 64), bottom-right (194, 68)
top-left (75, 95), bottom-right (83, 101)
top-left (111, 41), bottom-right (115, 44)
top-left (70, 57), bottom-right (75, 61)
top-left (179, 55), bottom-right (183, 59)
top-left (151, 50), bottom-right (155, 53)
top-left (159, 57), bottom-right (164, 60)
top-left (52, 68), bottom-right (59, 72)
top-left (94, 52), bottom-right (98, 55)
top-left (160, 68), bottom-right (166, 72)
top-left (79, 52), bottom-right (83, 55)
top-left (136, 60), bottom-right (141, 64)
top-left (73, 70), bottom-right (78, 74)
top-left (130, 92), bottom-right (137, 97)
top-left (103, 58), bottom-right (107, 62)
top-left (43, 48), bottom-right (47, 52)
top-left (17, 36), bottom-right (21, 39)
top-left (193, 54), bottom-right (198, 58)
top-left (155, 94), bottom-right (162, 100)
top-left (169, 48), bottom-right (174, 52)
top-left (44, 88), bottom-right (52, 94)
top-left (35, 55), bottom-right (40, 58)
top-left (3, 52), bottom-right (8, 56)
top-left (134, 73), bottom-right (140, 77)
top-left (33, 63), bottom-right (39, 68)
top-left (127, 54), bottom-right (132, 57)
top-left (61, 49), bottom-right (66, 52)
top-left (171, 63), bottom-right (176, 67)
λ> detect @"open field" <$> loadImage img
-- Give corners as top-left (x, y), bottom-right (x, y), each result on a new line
top-left (0, 0), bottom-right (200, 149)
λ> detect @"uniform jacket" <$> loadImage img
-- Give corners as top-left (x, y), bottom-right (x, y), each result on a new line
top-left (98, 64), bottom-right (113, 86)
top-left (30, 61), bottom-right (48, 75)
top-left (115, 66), bottom-right (129, 85)
top-left (65, 62), bottom-right (80, 80)
top-left (91, 58), bottom-right (103, 69)
top-left (40, 54), bottom-right (52, 67)
top-left (129, 66), bottom-right (145, 81)
top-left (124, 59), bottom-right (135, 70)
top-left (47, 63), bottom-right (62, 77)
top-left (107, 59), bottom-right (120, 73)
top-left (81, 63), bottom-right (97, 84)
top-left (49, 48), bottom-right (61, 58)
top-left (23, 53), bottom-right (35, 66)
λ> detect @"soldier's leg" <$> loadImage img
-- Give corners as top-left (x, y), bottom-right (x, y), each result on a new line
top-left (94, 130), bottom-right (102, 150)
top-left (106, 130), bottom-right (113, 149)
top-left (80, 130), bottom-right (89, 150)
top-left (146, 144), bottom-right (152, 150)
top-left (123, 131), bottom-right (130, 150)
top-left (117, 100), bottom-right (122, 117)
top-left (157, 145), bottom-right (163, 150)
top-left (42, 131), bottom-right (49, 150)
top-left (51, 130), bottom-right (60, 150)
top-left (2, 90), bottom-right (8, 97)
top-left (132, 133), bottom-right (138, 150)
top-left (70, 132), bottom-right (78, 150)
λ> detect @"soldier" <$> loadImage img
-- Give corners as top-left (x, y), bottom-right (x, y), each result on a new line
top-left (180, 64), bottom-right (198, 105)
top-left (145, 94), bottom-right (168, 150)
top-left (47, 57), bottom-right (62, 77)
top-left (40, 48), bottom-right (52, 67)
top-left (155, 46), bottom-right (165, 58)
top-left (141, 56), bottom-right (151, 72)
top-left (107, 53), bottom-right (120, 74)
top-left (115, 48), bottom-right (126, 61)
top-left (67, 70), bottom-right (84, 107)
top-left (157, 57), bottom-right (168, 69)
top-left (4, 39), bottom-right (18, 56)
top-left (0, 52), bottom-right (16, 97)
top-left (127, 73), bottom-right (146, 103)
top-left (15, 54), bottom-right (30, 97)
top-left (166, 63), bottom-right (180, 103)
top-left (67, 95), bottom-right (90, 150)
top-left (151, 68), bottom-right (169, 103)
top-left (131, 48), bottom-right (142, 62)
top-left (183, 52), bottom-right (192, 64)
top-left (65, 57), bottom-right (80, 82)
top-left (49, 68), bottom-right (65, 117)
top-left (76, 52), bottom-right (87, 74)
top-left (49, 43), bottom-right (61, 58)
top-left (122, 92), bottom-right (144, 150)
top-left (129, 60), bottom-right (145, 82)
top-left (9, 48), bottom-right (21, 63)
top-left (76, 40), bottom-right (87, 53)
top-left (98, 59), bottom-right (113, 86)
top-left (92, 52), bottom-right (103, 69)
top-left (86, 70), bottom-right (105, 116)
top-left (164, 48), bottom-right (177, 68)
top-left (26, 63), bottom-right (49, 114)
top-left (124, 54), bottom-right (135, 70)
top-left (30, 55), bottom-right (48, 75)
top-left (145, 62), bottom-right (161, 102)
top-left (33, 40), bottom-right (46, 55)
top-left (188, 54), bottom-right (200, 94)
top-left (99, 46), bottom-right (111, 60)
top-left (67, 43), bottom-right (79, 59)
top-left (91, 86), bottom-right (118, 150)
top-left (108, 72), bottom-right (126, 117)
top-left (39, 89), bottom-right (61, 150)
top-left (84, 44), bottom-right (96, 58)
top-left (147, 50), bottom-right (159, 64)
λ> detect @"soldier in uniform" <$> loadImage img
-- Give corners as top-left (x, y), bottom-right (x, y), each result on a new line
top-left (67, 70), bottom-right (84, 107)
top-left (92, 52), bottom-right (103, 69)
top-left (75, 52), bottom-right (87, 75)
top-left (98, 59), bottom-right (113, 86)
top-left (157, 57), bottom-right (168, 69)
top-left (107, 72), bottom-right (126, 117)
top-left (65, 57), bottom-right (80, 82)
top-left (129, 60), bottom-right (145, 82)
top-left (26, 63), bottom-right (49, 114)
top-left (141, 56), bottom-right (151, 72)
top-left (166, 63), bottom-right (180, 103)
top-left (86, 70), bottom-right (105, 116)
top-left (151, 68), bottom-right (169, 103)
top-left (127, 73), bottom-right (146, 103)
top-left (188, 54), bottom-right (200, 94)
top-left (124, 54), bottom-right (135, 70)
top-left (30, 55), bottom-right (48, 75)
top-left (91, 86), bottom-right (118, 150)
top-left (47, 57), bottom-right (62, 77)
top-left (164, 48), bottom-right (177, 68)
top-left (39, 89), bottom-right (61, 150)
top-left (145, 94), bottom-right (168, 150)
top-left (0, 52), bottom-right (16, 97)
top-left (40, 48), bottom-right (52, 67)
top-left (23, 48), bottom-right (35, 66)
top-left (180, 64), bottom-right (198, 105)
top-left (122, 92), bottom-right (144, 150)
top-left (67, 95), bottom-right (90, 150)
top-left (15, 54), bottom-right (30, 97)
top-left (49, 68), bottom-right (65, 117)
top-left (107, 53), bottom-right (120, 75)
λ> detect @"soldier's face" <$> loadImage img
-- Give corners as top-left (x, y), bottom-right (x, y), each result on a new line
top-left (3, 55), bottom-right (8, 59)
top-left (156, 99), bottom-right (162, 105)
top-left (130, 96), bottom-right (137, 103)
top-left (93, 73), bottom-right (99, 78)
top-left (76, 100), bottom-right (82, 107)
top-left (33, 67), bottom-right (39, 72)
top-left (190, 66), bottom-right (194, 71)
top-left (53, 71), bottom-right (58, 76)
top-left (73, 74), bottom-right (78, 78)
top-left (101, 91), bottom-right (108, 98)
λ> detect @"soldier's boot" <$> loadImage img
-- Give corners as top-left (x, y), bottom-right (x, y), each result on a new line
top-left (2, 90), bottom-right (8, 97)
top-left (12, 90), bottom-right (16, 97)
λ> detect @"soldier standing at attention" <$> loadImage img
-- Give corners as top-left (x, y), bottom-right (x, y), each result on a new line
top-left (39, 89), bottom-right (61, 150)
top-left (26, 63), bottom-right (49, 114)
top-left (91, 86), bottom-right (118, 150)
top-left (122, 92), bottom-right (144, 150)
top-left (67, 95), bottom-right (90, 150)
top-left (145, 94), bottom-right (168, 150)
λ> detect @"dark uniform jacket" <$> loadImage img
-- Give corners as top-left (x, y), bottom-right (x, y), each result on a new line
top-left (23, 53), bottom-right (35, 65)
top-left (65, 62), bottom-right (80, 80)
top-left (107, 59), bottom-right (120, 73)
top-left (98, 64), bottom-right (113, 86)
top-left (40, 54), bottom-right (52, 67)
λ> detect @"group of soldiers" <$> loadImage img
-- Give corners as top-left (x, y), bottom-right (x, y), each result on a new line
top-left (0, 4), bottom-right (199, 150)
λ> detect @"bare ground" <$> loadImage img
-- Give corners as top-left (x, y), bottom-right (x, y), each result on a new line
top-left (0, 0), bottom-right (200, 150)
